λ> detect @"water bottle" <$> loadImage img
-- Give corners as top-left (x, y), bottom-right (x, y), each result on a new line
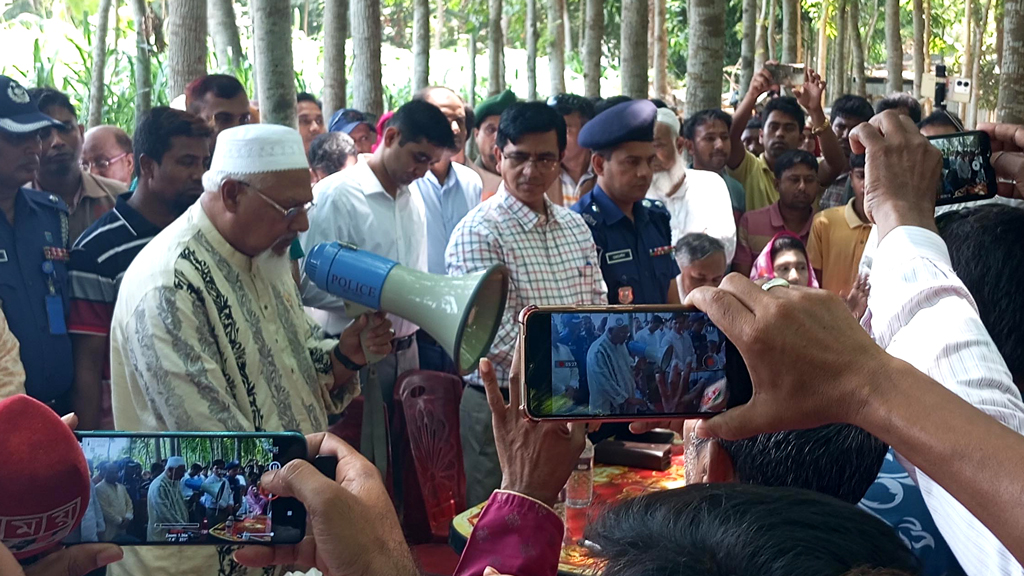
top-left (565, 438), bottom-right (594, 508)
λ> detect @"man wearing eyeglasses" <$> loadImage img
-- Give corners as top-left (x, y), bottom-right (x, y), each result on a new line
top-left (82, 125), bottom-right (135, 186)
top-left (27, 88), bottom-right (127, 243)
top-left (471, 90), bottom-right (516, 201)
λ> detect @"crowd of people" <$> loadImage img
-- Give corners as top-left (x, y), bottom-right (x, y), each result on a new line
top-left (2, 56), bottom-right (1024, 576)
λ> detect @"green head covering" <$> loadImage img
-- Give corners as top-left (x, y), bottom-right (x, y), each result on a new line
top-left (474, 89), bottom-right (517, 124)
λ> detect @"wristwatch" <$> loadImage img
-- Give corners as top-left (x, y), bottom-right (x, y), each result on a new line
top-left (333, 344), bottom-right (365, 371)
top-left (810, 117), bottom-right (831, 137)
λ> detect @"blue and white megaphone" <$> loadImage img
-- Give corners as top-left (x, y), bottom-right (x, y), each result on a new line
top-left (627, 340), bottom-right (675, 372)
top-left (305, 241), bottom-right (510, 375)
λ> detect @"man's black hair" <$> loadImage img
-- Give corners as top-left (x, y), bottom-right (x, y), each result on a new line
top-left (27, 87), bottom-right (76, 117)
top-left (761, 96), bottom-right (805, 129)
top-left (850, 152), bottom-right (866, 170)
top-left (186, 74), bottom-right (247, 114)
top-left (649, 98), bottom-right (669, 109)
top-left (548, 93), bottom-right (596, 121)
top-left (875, 94), bottom-right (923, 123)
top-left (587, 483), bottom-right (921, 576)
top-left (308, 132), bottom-right (356, 175)
top-left (387, 99), bottom-right (456, 149)
top-left (917, 110), bottom-right (960, 131)
top-left (772, 148), bottom-right (819, 180)
top-left (464, 103), bottom-right (476, 133)
top-left (744, 117), bottom-right (763, 131)
top-left (190, 463), bottom-right (203, 473)
top-left (211, 459), bottom-right (226, 468)
top-left (296, 92), bottom-right (322, 109)
top-left (938, 205), bottom-right (1024, 390)
top-left (720, 423), bottom-right (886, 504)
top-left (133, 107), bottom-right (212, 178)
top-left (495, 101), bottom-right (567, 153)
top-left (682, 109), bottom-right (733, 141)
top-left (150, 462), bottom-right (164, 474)
top-left (594, 95), bottom-right (633, 116)
top-left (830, 94), bottom-right (875, 124)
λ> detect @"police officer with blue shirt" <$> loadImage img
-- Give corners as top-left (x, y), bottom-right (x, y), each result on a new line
top-left (572, 99), bottom-right (679, 305)
top-left (0, 76), bottom-right (74, 413)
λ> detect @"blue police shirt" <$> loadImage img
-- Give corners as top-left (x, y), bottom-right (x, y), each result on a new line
top-left (0, 188), bottom-right (74, 402)
top-left (572, 186), bottom-right (679, 305)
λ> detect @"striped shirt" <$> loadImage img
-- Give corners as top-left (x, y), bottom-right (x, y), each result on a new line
top-left (68, 193), bottom-right (161, 428)
top-left (445, 185), bottom-right (608, 388)
top-left (734, 202), bottom-right (813, 274)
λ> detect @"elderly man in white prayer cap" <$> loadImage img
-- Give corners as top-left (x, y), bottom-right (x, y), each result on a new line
top-left (646, 107), bottom-right (737, 267)
top-left (108, 124), bottom-right (393, 576)
top-left (146, 456), bottom-right (189, 542)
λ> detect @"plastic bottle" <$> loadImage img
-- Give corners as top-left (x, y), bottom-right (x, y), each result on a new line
top-left (565, 438), bottom-right (594, 508)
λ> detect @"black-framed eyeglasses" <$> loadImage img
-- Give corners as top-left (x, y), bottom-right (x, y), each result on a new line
top-left (238, 181), bottom-right (314, 220)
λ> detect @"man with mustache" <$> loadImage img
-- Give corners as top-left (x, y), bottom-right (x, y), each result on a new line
top-left (683, 108), bottom-right (748, 222)
top-left (819, 94), bottom-right (874, 210)
top-left (733, 149), bottom-right (819, 276)
top-left (0, 76), bottom-right (72, 412)
top-left (471, 90), bottom-right (516, 200)
top-left (28, 88), bottom-right (127, 242)
top-left (573, 99), bottom-right (679, 305)
top-left (67, 108), bottom-right (212, 430)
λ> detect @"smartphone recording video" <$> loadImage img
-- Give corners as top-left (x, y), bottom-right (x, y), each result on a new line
top-left (765, 63), bottom-right (805, 88)
top-left (66, 432), bottom-right (307, 546)
top-left (520, 306), bottom-right (752, 421)
top-left (928, 130), bottom-right (998, 205)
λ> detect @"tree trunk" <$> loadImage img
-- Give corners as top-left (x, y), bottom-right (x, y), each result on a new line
top-left (967, 0), bottom-right (993, 128)
top-left (795, 1), bottom-right (802, 62)
top-left (234, 439), bottom-right (242, 464)
top-left (578, 0), bottom-right (586, 53)
top-left (923, 0), bottom-right (930, 66)
top-left (653, 0), bottom-right (668, 99)
top-left (963, 0), bottom-right (973, 77)
top-left (740, 0), bottom-right (757, 95)
top-left (755, 0), bottom-right (770, 71)
top-left (583, 0), bottom-right (603, 97)
top-left (434, 0), bottom-right (444, 48)
top-left (850, 0), bottom-right (867, 96)
top-left (253, 0), bottom-right (297, 127)
top-left (995, 0), bottom-right (1003, 72)
top-left (912, 0), bottom-right (924, 97)
top-left (208, 0), bottom-right (243, 71)
top-left (487, 0), bottom-right (503, 95)
top-left (686, 0), bottom-right (725, 114)
top-left (620, 0), bottom-right (648, 97)
top-left (833, 0), bottom-right (847, 97)
top-left (352, 0), bottom-right (384, 115)
top-left (167, 0), bottom-right (207, 97)
top-left (527, 0), bottom-right (538, 100)
top-left (766, 0), bottom-right (776, 61)
top-left (87, 0), bottom-right (113, 128)
top-left (130, 0), bottom-right (152, 119)
top-left (563, 0), bottom-right (573, 58)
top-left (884, 0), bottom-right (902, 94)
top-left (323, 0), bottom-right (348, 118)
top-left (997, 0), bottom-right (1022, 123)
top-left (647, 0), bottom-right (655, 70)
top-left (469, 34), bottom-right (478, 107)
top-left (154, 438), bottom-right (163, 463)
top-left (413, 0), bottom-right (430, 91)
top-left (816, 0), bottom-right (829, 77)
top-left (548, 0), bottom-right (566, 95)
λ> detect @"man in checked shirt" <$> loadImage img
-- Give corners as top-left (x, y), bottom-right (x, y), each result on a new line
top-left (446, 102), bottom-right (608, 506)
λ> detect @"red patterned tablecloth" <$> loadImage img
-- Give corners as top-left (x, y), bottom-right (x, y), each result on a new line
top-left (450, 454), bottom-right (686, 575)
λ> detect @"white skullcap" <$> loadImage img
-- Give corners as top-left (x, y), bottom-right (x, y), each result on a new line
top-left (169, 94), bottom-right (186, 111)
top-left (166, 456), bottom-right (185, 468)
top-left (656, 107), bottom-right (681, 135)
top-left (209, 124), bottom-right (309, 175)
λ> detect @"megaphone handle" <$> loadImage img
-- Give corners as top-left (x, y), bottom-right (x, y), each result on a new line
top-left (361, 323), bottom-right (388, 365)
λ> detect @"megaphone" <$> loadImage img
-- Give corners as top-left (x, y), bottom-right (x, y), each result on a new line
top-left (627, 341), bottom-right (674, 372)
top-left (305, 241), bottom-right (509, 375)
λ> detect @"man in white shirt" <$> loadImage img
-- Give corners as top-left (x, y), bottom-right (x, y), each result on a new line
top-left (410, 87), bottom-right (483, 374)
top-left (661, 312), bottom-right (696, 389)
top-left (446, 102), bottom-right (607, 505)
top-left (587, 320), bottom-right (638, 414)
top-left (301, 99), bottom-right (455, 475)
top-left (551, 321), bottom-right (579, 399)
top-left (633, 315), bottom-right (665, 347)
top-left (647, 107), bottom-right (737, 262)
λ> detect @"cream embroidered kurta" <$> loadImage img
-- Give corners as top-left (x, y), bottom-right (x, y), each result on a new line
top-left (0, 307), bottom-right (26, 399)
top-left (109, 200), bottom-right (357, 576)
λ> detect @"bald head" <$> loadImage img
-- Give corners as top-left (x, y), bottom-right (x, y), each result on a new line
top-left (83, 125), bottom-right (134, 184)
top-left (414, 86), bottom-right (467, 151)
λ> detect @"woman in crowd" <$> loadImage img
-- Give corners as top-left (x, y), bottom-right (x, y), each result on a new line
top-left (749, 232), bottom-right (818, 287)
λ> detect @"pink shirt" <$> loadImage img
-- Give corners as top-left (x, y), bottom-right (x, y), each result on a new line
top-left (734, 202), bottom-right (813, 274)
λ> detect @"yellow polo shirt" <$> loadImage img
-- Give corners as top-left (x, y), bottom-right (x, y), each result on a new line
top-left (727, 150), bottom-right (779, 212)
top-left (806, 199), bottom-right (873, 295)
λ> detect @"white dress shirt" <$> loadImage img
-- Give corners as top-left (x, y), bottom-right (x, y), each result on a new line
top-left (866, 226), bottom-right (1024, 576)
top-left (300, 160), bottom-right (428, 338)
top-left (410, 161), bottom-right (483, 275)
top-left (551, 342), bottom-right (580, 397)
top-left (660, 330), bottom-right (695, 374)
top-left (648, 167), bottom-right (737, 263)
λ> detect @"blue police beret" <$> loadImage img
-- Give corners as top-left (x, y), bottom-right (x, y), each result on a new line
top-left (577, 99), bottom-right (657, 151)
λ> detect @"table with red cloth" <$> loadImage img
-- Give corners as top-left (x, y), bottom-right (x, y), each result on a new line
top-left (449, 454), bottom-right (687, 575)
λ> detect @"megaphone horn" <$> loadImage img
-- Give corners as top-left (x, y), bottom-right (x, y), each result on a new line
top-left (627, 341), bottom-right (675, 372)
top-left (305, 241), bottom-right (510, 375)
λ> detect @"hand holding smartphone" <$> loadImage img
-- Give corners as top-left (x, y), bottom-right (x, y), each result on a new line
top-left (927, 130), bottom-right (999, 205)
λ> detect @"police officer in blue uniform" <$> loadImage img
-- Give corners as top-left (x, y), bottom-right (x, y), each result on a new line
top-left (572, 99), bottom-right (679, 305)
top-left (0, 76), bottom-right (74, 413)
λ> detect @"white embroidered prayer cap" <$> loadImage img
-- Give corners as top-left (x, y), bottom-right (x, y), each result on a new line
top-left (166, 456), bottom-right (186, 468)
top-left (208, 123), bottom-right (309, 175)
top-left (656, 107), bottom-right (681, 136)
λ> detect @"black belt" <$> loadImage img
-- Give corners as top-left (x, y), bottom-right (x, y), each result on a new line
top-left (393, 334), bottom-right (415, 352)
top-left (467, 383), bottom-right (510, 402)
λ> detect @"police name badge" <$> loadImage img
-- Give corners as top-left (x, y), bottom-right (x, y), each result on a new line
top-left (605, 249), bottom-right (633, 265)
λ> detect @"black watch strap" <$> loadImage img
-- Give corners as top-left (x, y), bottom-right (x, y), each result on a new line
top-left (333, 344), bottom-right (366, 371)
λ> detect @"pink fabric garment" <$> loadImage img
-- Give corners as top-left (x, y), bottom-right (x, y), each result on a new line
top-left (454, 491), bottom-right (563, 576)
top-left (372, 111), bottom-right (394, 152)
top-left (748, 231), bottom-right (820, 287)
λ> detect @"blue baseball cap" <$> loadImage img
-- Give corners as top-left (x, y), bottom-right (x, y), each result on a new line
top-left (0, 76), bottom-right (61, 135)
top-left (328, 108), bottom-right (376, 135)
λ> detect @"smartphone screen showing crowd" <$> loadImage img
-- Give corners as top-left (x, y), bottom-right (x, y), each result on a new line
top-left (928, 130), bottom-right (998, 205)
top-left (67, 432), bottom-right (307, 546)
top-left (521, 306), bottom-right (752, 421)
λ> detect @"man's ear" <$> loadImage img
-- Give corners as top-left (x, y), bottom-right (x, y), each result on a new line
top-left (676, 137), bottom-right (686, 155)
top-left (704, 441), bottom-right (737, 483)
top-left (592, 153), bottom-right (606, 177)
top-left (220, 179), bottom-right (245, 212)
top-left (138, 154), bottom-right (156, 182)
top-left (125, 154), bottom-right (135, 176)
top-left (384, 126), bottom-right (400, 148)
top-left (493, 145), bottom-right (503, 176)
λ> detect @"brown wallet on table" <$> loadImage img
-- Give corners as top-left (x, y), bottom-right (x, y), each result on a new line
top-left (594, 440), bottom-right (673, 471)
